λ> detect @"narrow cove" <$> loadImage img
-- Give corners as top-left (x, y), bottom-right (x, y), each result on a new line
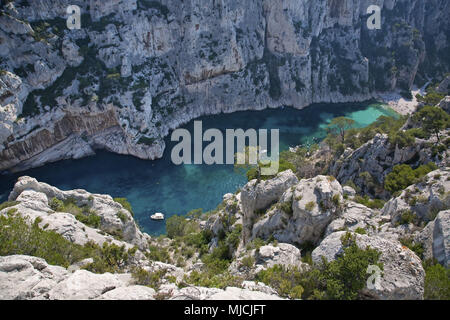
top-left (0, 102), bottom-right (398, 235)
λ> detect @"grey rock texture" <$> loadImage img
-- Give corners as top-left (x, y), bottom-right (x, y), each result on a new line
top-left (382, 169), bottom-right (450, 225)
top-left (170, 285), bottom-right (283, 300)
top-left (0, 254), bottom-right (283, 300)
top-left (0, 255), bottom-right (69, 300)
top-left (416, 210), bottom-right (450, 267)
top-left (330, 134), bottom-right (449, 198)
top-left (245, 174), bottom-right (343, 246)
top-left (1, 0), bottom-right (449, 172)
top-left (241, 170), bottom-right (298, 243)
top-left (47, 269), bottom-right (131, 300)
top-left (312, 231), bottom-right (425, 300)
top-left (3, 176), bottom-right (150, 250)
top-left (230, 243), bottom-right (308, 277)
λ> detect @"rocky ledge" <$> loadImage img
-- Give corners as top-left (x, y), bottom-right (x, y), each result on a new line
top-left (2, 165), bottom-right (448, 300)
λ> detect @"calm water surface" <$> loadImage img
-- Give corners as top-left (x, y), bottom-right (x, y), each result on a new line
top-left (0, 102), bottom-right (397, 235)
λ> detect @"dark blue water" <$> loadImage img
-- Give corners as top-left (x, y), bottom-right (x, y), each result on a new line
top-left (0, 102), bottom-right (397, 235)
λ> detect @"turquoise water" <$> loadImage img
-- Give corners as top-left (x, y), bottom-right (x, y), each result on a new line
top-left (0, 102), bottom-right (397, 235)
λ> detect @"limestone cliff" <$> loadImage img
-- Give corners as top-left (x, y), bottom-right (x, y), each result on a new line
top-left (0, 0), bottom-right (449, 171)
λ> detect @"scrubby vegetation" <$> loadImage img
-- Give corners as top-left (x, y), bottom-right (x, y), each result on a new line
top-left (49, 197), bottom-right (101, 228)
top-left (131, 267), bottom-right (167, 290)
top-left (384, 162), bottom-right (437, 194)
top-left (256, 233), bottom-right (383, 300)
top-left (0, 212), bottom-right (136, 272)
top-left (353, 195), bottom-right (386, 209)
top-left (423, 260), bottom-right (450, 300)
top-left (412, 106), bottom-right (450, 142)
top-left (0, 201), bottom-right (19, 211)
top-left (113, 198), bottom-right (134, 216)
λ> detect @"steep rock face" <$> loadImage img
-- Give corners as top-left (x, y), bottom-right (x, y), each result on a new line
top-left (0, 0), bottom-right (448, 171)
top-left (415, 210), bottom-right (450, 267)
top-left (312, 231), bottom-right (425, 300)
top-left (329, 134), bottom-right (447, 198)
top-left (241, 170), bottom-right (299, 244)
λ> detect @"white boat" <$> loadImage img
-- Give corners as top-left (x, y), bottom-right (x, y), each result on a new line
top-left (150, 212), bottom-right (165, 220)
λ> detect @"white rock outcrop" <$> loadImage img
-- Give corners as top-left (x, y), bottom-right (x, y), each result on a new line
top-left (3, 176), bottom-right (149, 250)
top-left (247, 175), bottom-right (343, 246)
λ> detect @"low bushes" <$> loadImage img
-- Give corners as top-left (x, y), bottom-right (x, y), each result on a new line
top-left (0, 212), bottom-right (136, 272)
top-left (423, 261), bottom-right (450, 300)
top-left (384, 162), bottom-right (437, 194)
top-left (256, 233), bottom-right (383, 300)
top-left (113, 197), bottom-right (134, 216)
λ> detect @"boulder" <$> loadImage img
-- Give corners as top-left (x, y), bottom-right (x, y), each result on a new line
top-left (325, 201), bottom-right (377, 237)
top-left (382, 169), bottom-right (450, 225)
top-left (0, 255), bottom-right (68, 300)
top-left (47, 270), bottom-right (130, 300)
top-left (343, 186), bottom-right (356, 197)
top-left (249, 175), bottom-right (343, 246)
top-left (230, 243), bottom-right (308, 277)
top-left (97, 285), bottom-right (156, 300)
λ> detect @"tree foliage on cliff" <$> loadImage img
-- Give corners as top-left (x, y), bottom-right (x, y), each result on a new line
top-left (256, 233), bottom-right (383, 300)
top-left (412, 106), bottom-right (450, 142)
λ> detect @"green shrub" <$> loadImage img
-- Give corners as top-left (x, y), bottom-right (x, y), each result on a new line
top-left (413, 106), bottom-right (450, 142)
top-left (240, 255), bottom-right (255, 269)
top-left (424, 262), bottom-right (450, 300)
top-left (113, 198), bottom-right (134, 216)
top-left (353, 195), bottom-right (385, 209)
top-left (279, 201), bottom-right (293, 216)
top-left (388, 130), bottom-right (415, 148)
top-left (246, 238), bottom-right (266, 251)
top-left (354, 227), bottom-right (367, 235)
top-left (385, 163), bottom-right (437, 194)
top-left (399, 237), bottom-right (424, 259)
top-left (116, 211), bottom-right (128, 223)
top-left (84, 241), bottom-right (136, 273)
top-left (0, 213), bottom-right (89, 268)
top-left (318, 238), bottom-right (383, 300)
top-left (256, 236), bottom-right (383, 300)
top-left (147, 245), bottom-right (171, 263)
top-left (75, 212), bottom-right (101, 228)
top-left (332, 194), bottom-right (341, 206)
top-left (131, 267), bottom-right (166, 289)
top-left (0, 201), bottom-right (19, 211)
top-left (305, 201), bottom-right (316, 211)
top-left (165, 214), bottom-right (197, 239)
top-left (49, 197), bottom-right (64, 211)
top-left (256, 265), bottom-right (305, 299)
top-left (396, 210), bottom-right (418, 226)
top-left (0, 210), bottom-right (135, 273)
top-left (225, 224), bottom-right (242, 251)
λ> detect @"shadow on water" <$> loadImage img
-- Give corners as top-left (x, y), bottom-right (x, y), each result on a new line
top-left (0, 101), bottom-right (397, 235)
